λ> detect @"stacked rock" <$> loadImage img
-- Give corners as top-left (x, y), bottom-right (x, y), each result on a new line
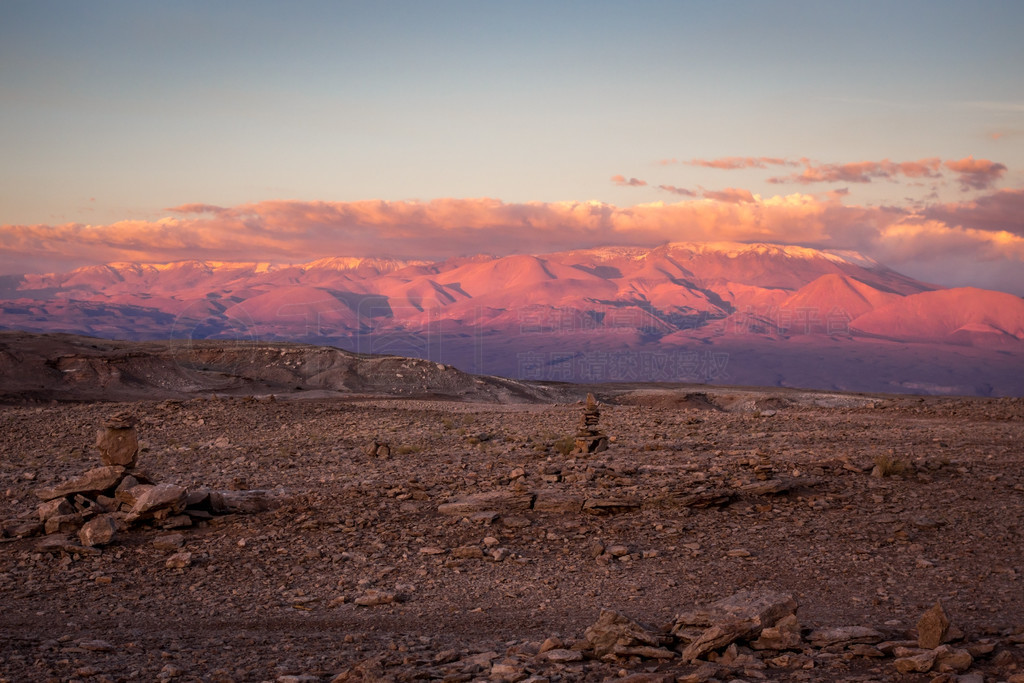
top-left (573, 393), bottom-right (609, 455)
top-left (0, 411), bottom-right (283, 550)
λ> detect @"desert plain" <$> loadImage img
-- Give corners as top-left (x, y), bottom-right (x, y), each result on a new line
top-left (0, 336), bottom-right (1022, 682)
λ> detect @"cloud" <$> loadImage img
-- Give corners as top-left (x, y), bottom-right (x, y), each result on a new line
top-left (167, 203), bottom-right (230, 215)
top-left (684, 156), bottom-right (796, 170)
top-left (702, 187), bottom-right (756, 203)
top-left (768, 158), bottom-right (944, 184)
top-left (942, 156), bottom-right (1007, 191)
top-left (921, 188), bottom-right (1024, 236)
top-left (657, 184), bottom-right (696, 197)
top-left (611, 174), bottom-right (647, 187)
top-left (1, 191), bottom-right (1022, 293)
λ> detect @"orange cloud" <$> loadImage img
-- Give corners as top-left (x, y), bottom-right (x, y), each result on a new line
top-left (942, 156), bottom-right (1007, 190)
top-left (611, 174), bottom-right (647, 187)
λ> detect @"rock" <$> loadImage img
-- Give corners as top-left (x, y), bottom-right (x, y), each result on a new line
top-left (674, 590), bottom-right (797, 662)
top-left (354, 589), bottom-right (396, 606)
top-left (538, 648), bottom-right (583, 662)
top-left (363, 440), bottom-right (390, 457)
top-left (452, 545), bottom-right (484, 559)
top-left (438, 491), bottom-right (534, 515)
top-left (918, 601), bottom-right (951, 649)
top-left (532, 491), bottom-right (584, 513)
top-left (740, 478), bottom-right (801, 495)
top-left (95, 424), bottom-right (139, 468)
top-left (894, 649), bottom-right (936, 674)
top-left (34, 466), bottom-right (125, 501)
top-left (538, 637), bottom-right (563, 653)
top-left (934, 645), bottom-right (973, 673)
top-left (126, 483), bottom-right (188, 521)
top-left (584, 608), bottom-right (672, 658)
top-left (582, 497), bottom-right (641, 515)
top-left (213, 489), bottom-right (284, 514)
top-left (78, 514), bottom-right (118, 547)
top-left (680, 622), bottom-right (752, 663)
top-left (153, 533), bottom-right (186, 550)
top-left (674, 490), bottom-right (734, 508)
top-left (44, 513), bottom-right (84, 535)
top-left (674, 590), bottom-right (797, 634)
top-left (807, 625), bottom-right (884, 648)
top-left (1, 518), bottom-right (43, 537)
top-left (37, 497), bottom-right (75, 521)
top-left (751, 613), bottom-right (803, 650)
top-left (165, 551), bottom-right (192, 569)
top-left (35, 534), bottom-right (101, 555)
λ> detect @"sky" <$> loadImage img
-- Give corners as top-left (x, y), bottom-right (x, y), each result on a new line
top-left (1, 0), bottom-right (1023, 293)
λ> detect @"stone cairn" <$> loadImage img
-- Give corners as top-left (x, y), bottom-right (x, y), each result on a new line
top-left (573, 393), bottom-right (609, 455)
top-left (0, 410), bottom-right (282, 551)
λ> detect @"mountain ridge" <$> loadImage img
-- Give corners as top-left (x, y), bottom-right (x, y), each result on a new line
top-left (2, 242), bottom-right (1022, 396)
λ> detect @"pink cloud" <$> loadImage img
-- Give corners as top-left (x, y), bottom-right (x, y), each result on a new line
top-left (611, 174), bottom-right (648, 187)
top-left (942, 156), bottom-right (1007, 190)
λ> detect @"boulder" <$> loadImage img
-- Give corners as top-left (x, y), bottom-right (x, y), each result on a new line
top-left (751, 613), bottom-right (803, 650)
top-left (37, 497), bottom-right (75, 521)
top-left (674, 590), bottom-right (797, 662)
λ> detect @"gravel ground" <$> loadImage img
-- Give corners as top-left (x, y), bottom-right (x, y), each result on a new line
top-left (0, 391), bottom-right (1022, 682)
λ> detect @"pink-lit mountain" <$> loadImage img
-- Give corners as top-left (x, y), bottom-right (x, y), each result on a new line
top-left (2, 242), bottom-right (1022, 395)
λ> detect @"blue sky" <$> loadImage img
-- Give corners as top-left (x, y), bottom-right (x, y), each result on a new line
top-left (1, 1), bottom-right (1022, 291)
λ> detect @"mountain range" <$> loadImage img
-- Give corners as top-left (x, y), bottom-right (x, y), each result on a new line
top-left (2, 242), bottom-right (1022, 396)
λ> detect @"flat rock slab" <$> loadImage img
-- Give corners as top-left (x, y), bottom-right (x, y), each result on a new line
top-left (532, 491), bottom-right (584, 513)
top-left (807, 625), bottom-right (884, 648)
top-left (438, 491), bottom-right (535, 515)
top-left (35, 466), bottom-right (125, 501)
top-left (582, 497), bottom-right (641, 515)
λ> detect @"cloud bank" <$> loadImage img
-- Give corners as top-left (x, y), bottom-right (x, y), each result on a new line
top-left (2, 190), bottom-right (1022, 293)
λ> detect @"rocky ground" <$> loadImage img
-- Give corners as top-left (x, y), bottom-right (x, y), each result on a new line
top-left (0, 387), bottom-right (1022, 682)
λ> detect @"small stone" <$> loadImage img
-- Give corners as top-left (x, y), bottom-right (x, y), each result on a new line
top-left (917, 601), bottom-right (951, 649)
top-left (607, 544), bottom-right (630, 557)
top-left (452, 545), bottom-right (484, 559)
top-left (78, 514), bottom-right (118, 547)
top-left (165, 551), bottom-right (192, 569)
top-left (44, 513), bottom-right (84, 535)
